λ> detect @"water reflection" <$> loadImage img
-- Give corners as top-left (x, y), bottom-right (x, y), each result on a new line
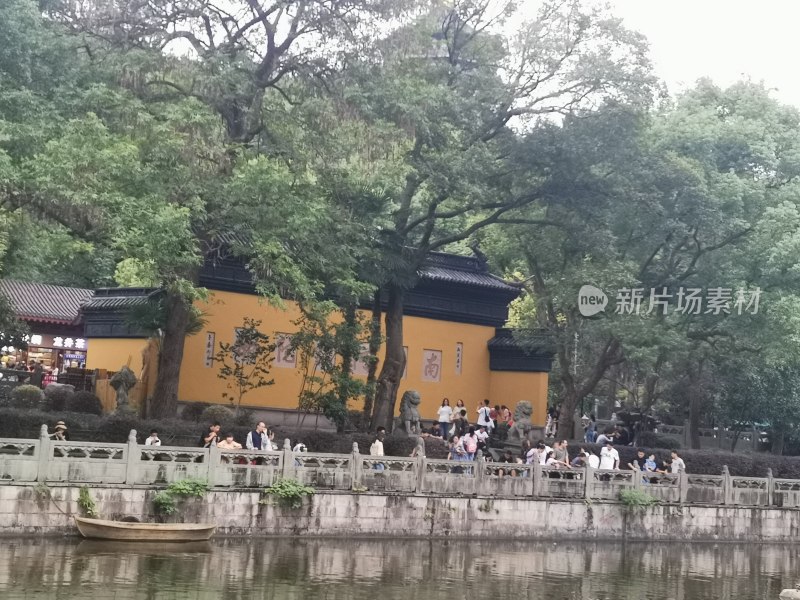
top-left (0, 537), bottom-right (796, 599)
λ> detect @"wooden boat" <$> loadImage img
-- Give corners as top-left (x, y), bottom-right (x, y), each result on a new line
top-left (74, 517), bottom-right (215, 542)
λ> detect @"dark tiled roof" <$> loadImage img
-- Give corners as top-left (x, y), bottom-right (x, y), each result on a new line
top-left (0, 279), bottom-right (93, 325)
top-left (419, 252), bottom-right (520, 293)
top-left (488, 328), bottom-right (554, 352)
top-left (82, 288), bottom-right (161, 312)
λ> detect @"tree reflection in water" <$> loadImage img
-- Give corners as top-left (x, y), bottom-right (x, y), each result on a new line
top-left (0, 538), bottom-right (796, 599)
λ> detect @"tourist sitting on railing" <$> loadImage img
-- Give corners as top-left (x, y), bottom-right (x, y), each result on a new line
top-left (370, 428), bottom-right (385, 472)
top-left (453, 409), bottom-right (469, 438)
top-left (553, 440), bottom-right (570, 468)
top-left (49, 421), bottom-right (68, 442)
top-left (518, 439), bottom-right (532, 464)
top-left (669, 450), bottom-right (686, 473)
top-left (599, 440), bottom-right (619, 470)
top-left (463, 427), bottom-right (479, 461)
top-left (475, 425), bottom-right (489, 452)
top-left (628, 448), bottom-right (653, 483)
top-left (217, 433), bottom-right (242, 464)
top-left (596, 430), bottom-right (614, 446)
top-left (570, 451), bottom-right (586, 468)
top-left (217, 433), bottom-right (241, 451)
top-left (448, 435), bottom-right (466, 474)
top-left (497, 450), bottom-right (517, 477)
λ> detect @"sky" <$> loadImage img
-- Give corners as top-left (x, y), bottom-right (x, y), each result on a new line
top-left (609, 0), bottom-right (800, 107)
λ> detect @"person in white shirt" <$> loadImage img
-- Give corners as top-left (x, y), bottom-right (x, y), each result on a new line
top-left (246, 421), bottom-right (270, 451)
top-left (475, 425), bottom-right (489, 450)
top-left (437, 399), bottom-right (453, 440)
top-left (670, 450), bottom-right (686, 473)
top-left (476, 399), bottom-right (494, 431)
top-left (599, 441), bottom-right (619, 470)
top-left (370, 428), bottom-right (386, 472)
top-left (144, 429), bottom-right (161, 446)
top-left (586, 451), bottom-right (600, 469)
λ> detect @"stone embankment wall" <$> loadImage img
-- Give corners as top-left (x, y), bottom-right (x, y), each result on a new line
top-left (4, 484), bottom-right (800, 542)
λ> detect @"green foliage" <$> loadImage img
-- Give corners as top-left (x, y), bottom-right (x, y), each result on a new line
top-left (153, 479), bottom-right (210, 516)
top-left (180, 403), bottom-right (210, 422)
top-left (214, 318), bottom-right (275, 415)
top-left (637, 432), bottom-right (682, 450)
top-left (11, 385), bottom-right (43, 408)
top-left (619, 489), bottom-right (658, 513)
top-left (66, 391), bottom-right (102, 415)
top-left (43, 385), bottom-right (73, 412)
top-left (292, 303), bottom-right (371, 431)
top-left (200, 405), bottom-right (235, 425)
top-left (261, 478), bottom-right (315, 509)
top-left (152, 491), bottom-right (177, 516)
top-left (77, 486), bottom-right (98, 518)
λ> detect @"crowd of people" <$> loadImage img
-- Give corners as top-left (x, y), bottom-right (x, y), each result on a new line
top-left (1, 360), bottom-right (56, 387)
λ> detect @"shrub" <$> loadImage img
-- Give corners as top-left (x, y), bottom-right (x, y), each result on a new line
top-left (153, 478), bottom-right (210, 516)
top-left (44, 384), bottom-right (75, 412)
top-left (180, 402), bottom-right (209, 422)
top-left (200, 405), bottom-right (235, 425)
top-left (11, 385), bottom-right (44, 409)
top-left (637, 432), bottom-right (682, 449)
top-left (619, 488), bottom-right (658, 512)
top-left (261, 478), bottom-right (315, 509)
top-left (233, 409), bottom-right (252, 427)
top-left (66, 391), bottom-right (103, 415)
top-left (78, 486), bottom-right (99, 517)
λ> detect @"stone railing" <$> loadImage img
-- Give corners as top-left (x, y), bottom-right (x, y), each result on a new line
top-left (0, 426), bottom-right (796, 508)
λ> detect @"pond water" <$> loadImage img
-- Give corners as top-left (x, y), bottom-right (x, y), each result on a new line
top-left (0, 537), bottom-right (797, 599)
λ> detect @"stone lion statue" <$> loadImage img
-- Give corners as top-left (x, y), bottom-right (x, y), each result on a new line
top-left (399, 390), bottom-right (422, 435)
top-left (508, 401), bottom-right (534, 442)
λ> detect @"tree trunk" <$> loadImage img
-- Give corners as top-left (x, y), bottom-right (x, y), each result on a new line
top-left (688, 396), bottom-right (701, 449)
top-left (371, 285), bottom-right (405, 432)
top-left (687, 360), bottom-right (705, 450)
top-left (771, 429), bottom-right (785, 455)
top-left (362, 291), bottom-right (382, 424)
top-left (558, 391), bottom-right (579, 442)
top-left (335, 303), bottom-right (358, 434)
top-left (148, 290), bottom-right (191, 418)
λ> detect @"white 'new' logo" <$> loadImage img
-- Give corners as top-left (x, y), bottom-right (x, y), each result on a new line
top-left (578, 285), bottom-right (608, 317)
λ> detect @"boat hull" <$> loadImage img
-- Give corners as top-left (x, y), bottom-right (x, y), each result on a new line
top-left (74, 517), bottom-right (215, 542)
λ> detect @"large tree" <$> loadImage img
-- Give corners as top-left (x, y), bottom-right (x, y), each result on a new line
top-left (322, 0), bottom-right (654, 429)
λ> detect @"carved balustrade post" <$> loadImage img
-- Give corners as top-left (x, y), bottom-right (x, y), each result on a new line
top-left (350, 442), bottom-right (361, 489)
top-left (36, 424), bottom-right (50, 483)
top-left (124, 429), bottom-right (140, 485)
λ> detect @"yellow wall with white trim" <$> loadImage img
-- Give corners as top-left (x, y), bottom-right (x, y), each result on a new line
top-left (87, 289), bottom-right (548, 426)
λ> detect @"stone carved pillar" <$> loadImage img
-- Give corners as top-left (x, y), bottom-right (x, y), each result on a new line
top-left (124, 429), bottom-right (140, 485)
top-left (350, 442), bottom-right (361, 489)
top-left (36, 424), bottom-right (50, 483)
top-left (281, 438), bottom-right (294, 479)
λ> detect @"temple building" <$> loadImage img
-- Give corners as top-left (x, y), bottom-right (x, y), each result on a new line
top-left (2, 252), bottom-right (553, 424)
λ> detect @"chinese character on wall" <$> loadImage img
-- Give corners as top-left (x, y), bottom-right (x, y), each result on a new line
top-left (422, 349), bottom-right (442, 382)
top-left (204, 332), bottom-right (215, 368)
top-left (274, 333), bottom-right (296, 368)
top-left (455, 342), bottom-right (463, 375)
top-left (53, 337), bottom-right (64, 348)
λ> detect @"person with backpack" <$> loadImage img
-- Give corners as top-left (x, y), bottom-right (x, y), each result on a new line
top-left (476, 399), bottom-right (494, 432)
top-left (463, 426), bottom-right (479, 460)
